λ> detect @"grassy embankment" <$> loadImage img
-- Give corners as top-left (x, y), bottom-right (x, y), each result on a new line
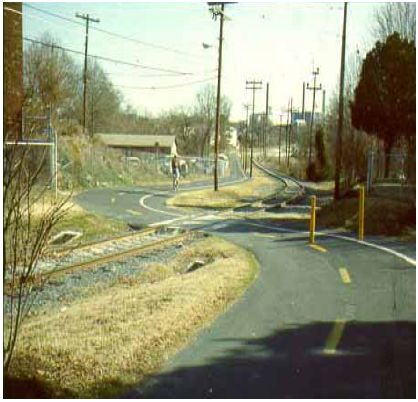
top-left (59, 136), bottom-right (209, 191)
top-left (256, 155), bottom-right (415, 238)
top-left (318, 195), bottom-right (416, 239)
top-left (6, 236), bottom-right (258, 398)
top-left (167, 168), bottom-right (285, 209)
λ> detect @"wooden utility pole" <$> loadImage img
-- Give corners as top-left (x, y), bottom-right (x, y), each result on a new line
top-left (285, 98), bottom-right (290, 165)
top-left (278, 114), bottom-right (283, 165)
top-left (288, 97), bottom-right (295, 167)
top-left (208, 2), bottom-right (235, 190)
top-left (76, 12), bottom-right (100, 136)
top-left (334, 3), bottom-right (348, 200)
top-left (302, 81), bottom-right (306, 121)
top-left (246, 80), bottom-right (262, 177)
top-left (306, 67), bottom-right (322, 165)
top-left (243, 103), bottom-right (251, 173)
top-left (263, 82), bottom-right (270, 157)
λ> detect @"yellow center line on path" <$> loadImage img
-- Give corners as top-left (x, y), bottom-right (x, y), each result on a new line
top-left (309, 244), bottom-right (327, 253)
top-left (339, 267), bottom-right (351, 284)
top-left (323, 320), bottom-right (346, 355)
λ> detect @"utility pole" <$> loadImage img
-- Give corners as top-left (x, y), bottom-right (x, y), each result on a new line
top-left (287, 97), bottom-right (296, 168)
top-left (334, 3), bottom-right (348, 200)
top-left (243, 103), bottom-right (251, 173)
top-left (306, 67), bottom-right (322, 165)
top-left (208, 2), bottom-right (236, 190)
top-left (246, 80), bottom-right (262, 177)
top-left (285, 98), bottom-right (290, 166)
top-left (263, 82), bottom-right (269, 158)
top-left (76, 12), bottom-right (100, 136)
top-left (278, 114), bottom-right (283, 165)
top-left (302, 81), bottom-right (306, 121)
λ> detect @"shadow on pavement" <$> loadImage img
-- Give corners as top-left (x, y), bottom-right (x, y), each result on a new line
top-left (127, 320), bottom-right (415, 399)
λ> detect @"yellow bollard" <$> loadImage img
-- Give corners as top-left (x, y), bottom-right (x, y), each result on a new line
top-left (309, 195), bottom-right (316, 244)
top-left (358, 185), bottom-right (365, 241)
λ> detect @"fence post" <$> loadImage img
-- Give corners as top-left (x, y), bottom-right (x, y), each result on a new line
top-left (358, 185), bottom-right (365, 241)
top-left (309, 195), bottom-right (316, 244)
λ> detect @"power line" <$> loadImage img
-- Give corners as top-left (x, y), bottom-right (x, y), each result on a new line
top-left (113, 76), bottom-right (217, 90)
top-left (104, 67), bottom-right (217, 78)
top-left (21, 36), bottom-right (216, 88)
top-left (24, 3), bottom-right (203, 59)
top-left (22, 36), bottom-right (192, 75)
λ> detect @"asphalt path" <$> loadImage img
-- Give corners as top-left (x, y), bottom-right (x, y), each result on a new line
top-left (75, 153), bottom-right (247, 229)
top-left (73, 156), bottom-right (416, 398)
top-left (126, 220), bottom-right (415, 398)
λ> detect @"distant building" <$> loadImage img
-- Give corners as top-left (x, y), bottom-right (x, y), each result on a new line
top-left (292, 111), bottom-right (323, 126)
top-left (95, 133), bottom-right (177, 156)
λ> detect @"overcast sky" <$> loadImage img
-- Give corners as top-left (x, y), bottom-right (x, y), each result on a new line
top-left (23, 1), bottom-right (382, 123)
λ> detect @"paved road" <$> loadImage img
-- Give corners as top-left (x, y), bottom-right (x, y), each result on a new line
top-left (75, 153), bottom-right (247, 229)
top-left (74, 157), bottom-right (416, 398)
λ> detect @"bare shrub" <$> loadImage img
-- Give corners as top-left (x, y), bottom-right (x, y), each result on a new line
top-left (3, 128), bottom-right (70, 373)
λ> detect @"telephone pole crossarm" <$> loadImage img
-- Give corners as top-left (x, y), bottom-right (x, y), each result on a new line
top-left (245, 80), bottom-right (263, 178)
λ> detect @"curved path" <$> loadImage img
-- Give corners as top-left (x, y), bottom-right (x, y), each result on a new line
top-left (75, 153), bottom-right (247, 228)
top-left (125, 218), bottom-right (415, 398)
top-left (74, 156), bottom-right (415, 398)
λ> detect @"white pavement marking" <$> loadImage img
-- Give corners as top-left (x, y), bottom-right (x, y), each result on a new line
top-left (246, 222), bottom-right (416, 267)
top-left (211, 223), bottom-right (229, 230)
top-left (139, 194), bottom-right (182, 217)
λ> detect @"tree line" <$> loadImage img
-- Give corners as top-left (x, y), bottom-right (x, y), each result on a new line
top-left (23, 33), bottom-right (232, 156)
top-left (326, 2), bottom-right (416, 186)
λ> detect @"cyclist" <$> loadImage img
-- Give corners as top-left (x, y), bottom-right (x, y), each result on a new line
top-left (171, 155), bottom-right (180, 191)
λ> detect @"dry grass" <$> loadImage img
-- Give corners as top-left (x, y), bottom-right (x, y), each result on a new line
top-left (318, 196), bottom-right (416, 237)
top-left (8, 237), bottom-right (258, 398)
top-left (30, 190), bottom-right (127, 243)
top-left (167, 169), bottom-right (284, 209)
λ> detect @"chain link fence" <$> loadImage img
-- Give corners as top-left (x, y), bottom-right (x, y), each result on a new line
top-left (366, 150), bottom-right (415, 203)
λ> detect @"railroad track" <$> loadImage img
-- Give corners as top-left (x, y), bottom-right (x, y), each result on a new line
top-left (42, 229), bottom-right (193, 279)
top-left (5, 227), bottom-right (195, 293)
top-left (253, 160), bottom-right (305, 203)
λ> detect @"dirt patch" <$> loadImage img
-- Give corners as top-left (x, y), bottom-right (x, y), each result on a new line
top-left (6, 236), bottom-right (258, 398)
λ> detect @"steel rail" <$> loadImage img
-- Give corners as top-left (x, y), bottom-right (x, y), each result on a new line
top-left (42, 231), bottom-right (192, 279)
top-left (5, 231), bottom-right (192, 295)
top-left (47, 225), bottom-right (163, 257)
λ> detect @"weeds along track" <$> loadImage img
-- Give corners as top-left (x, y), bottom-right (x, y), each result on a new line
top-left (34, 227), bottom-right (194, 281)
top-left (41, 228), bottom-right (191, 277)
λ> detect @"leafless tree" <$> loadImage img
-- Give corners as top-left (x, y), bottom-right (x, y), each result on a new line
top-left (193, 84), bottom-right (231, 157)
top-left (3, 127), bottom-right (70, 373)
top-left (373, 2), bottom-right (416, 42)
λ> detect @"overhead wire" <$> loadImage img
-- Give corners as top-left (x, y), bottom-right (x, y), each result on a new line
top-left (23, 36), bottom-right (192, 75)
top-left (24, 3), bottom-right (205, 60)
top-left (113, 76), bottom-right (217, 90)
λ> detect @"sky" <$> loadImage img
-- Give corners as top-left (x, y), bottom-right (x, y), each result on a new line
top-left (21, 1), bottom-right (383, 123)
